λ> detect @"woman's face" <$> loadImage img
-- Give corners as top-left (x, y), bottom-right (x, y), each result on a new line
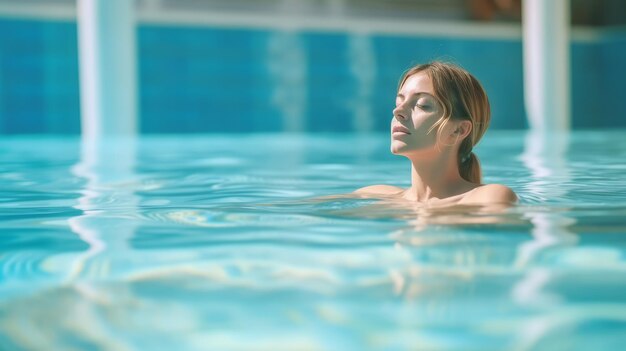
top-left (390, 72), bottom-right (444, 157)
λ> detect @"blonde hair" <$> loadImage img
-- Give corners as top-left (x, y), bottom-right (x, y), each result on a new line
top-left (398, 61), bottom-right (491, 183)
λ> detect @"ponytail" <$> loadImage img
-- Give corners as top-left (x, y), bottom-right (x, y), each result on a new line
top-left (459, 152), bottom-right (481, 184)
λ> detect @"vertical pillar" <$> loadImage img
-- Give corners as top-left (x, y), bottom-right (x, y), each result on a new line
top-left (522, 0), bottom-right (570, 132)
top-left (77, 0), bottom-right (137, 139)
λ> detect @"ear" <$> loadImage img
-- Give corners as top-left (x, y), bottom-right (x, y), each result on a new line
top-left (453, 120), bottom-right (472, 142)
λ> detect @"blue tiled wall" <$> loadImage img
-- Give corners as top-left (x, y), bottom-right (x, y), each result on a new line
top-left (302, 32), bottom-right (354, 132)
top-left (0, 18), bottom-right (80, 134)
top-left (0, 17), bottom-right (624, 134)
top-left (0, 19), bottom-right (44, 133)
top-left (139, 26), bottom-right (280, 133)
top-left (599, 31), bottom-right (626, 127)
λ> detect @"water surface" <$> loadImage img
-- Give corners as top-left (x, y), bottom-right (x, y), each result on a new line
top-left (1, 131), bottom-right (625, 350)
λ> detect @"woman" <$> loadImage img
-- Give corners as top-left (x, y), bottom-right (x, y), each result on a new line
top-left (356, 61), bottom-right (517, 206)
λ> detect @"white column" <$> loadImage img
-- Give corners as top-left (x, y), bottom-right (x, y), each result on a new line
top-left (77, 0), bottom-right (137, 139)
top-left (522, 0), bottom-right (570, 132)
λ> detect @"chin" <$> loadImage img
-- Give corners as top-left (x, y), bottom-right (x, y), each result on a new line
top-left (390, 140), bottom-right (407, 155)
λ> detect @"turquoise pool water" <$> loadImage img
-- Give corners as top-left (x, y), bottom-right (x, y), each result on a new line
top-left (1, 131), bottom-right (625, 350)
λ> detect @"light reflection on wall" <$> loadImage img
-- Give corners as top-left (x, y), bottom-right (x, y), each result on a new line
top-left (347, 33), bottom-right (375, 133)
top-left (268, 30), bottom-right (307, 132)
top-left (267, 1), bottom-right (308, 132)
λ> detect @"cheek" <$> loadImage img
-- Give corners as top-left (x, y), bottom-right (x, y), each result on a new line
top-left (411, 111), bottom-right (439, 131)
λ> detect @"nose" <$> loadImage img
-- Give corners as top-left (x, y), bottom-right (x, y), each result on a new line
top-left (393, 105), bottom-right (407, 121)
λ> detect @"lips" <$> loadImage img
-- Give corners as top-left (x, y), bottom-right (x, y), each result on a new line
top-left (392, 125), bottom-right (411, 134)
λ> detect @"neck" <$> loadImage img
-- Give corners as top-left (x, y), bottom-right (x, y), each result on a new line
top-left (404, 152), bottom-right (471, 202)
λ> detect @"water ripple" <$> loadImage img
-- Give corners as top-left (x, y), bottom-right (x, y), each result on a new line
top-left (1, 132), bottom-right (626, 350)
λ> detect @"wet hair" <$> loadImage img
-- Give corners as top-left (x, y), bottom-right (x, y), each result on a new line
top-left (398, 61), bottom-right (491, 183)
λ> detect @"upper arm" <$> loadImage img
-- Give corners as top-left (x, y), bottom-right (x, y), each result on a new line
top-left (465, 184), bottom-right (518, 205)
top-left (354, 185), bottom-right (404, 196)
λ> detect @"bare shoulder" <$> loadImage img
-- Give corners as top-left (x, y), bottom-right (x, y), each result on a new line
top-left (462, 184), bottom-right (518, 205)
top-left (354, 185), bottom-right (404, 196)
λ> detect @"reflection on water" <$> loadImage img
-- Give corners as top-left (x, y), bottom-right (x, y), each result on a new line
top-left (66, 137), bottom-right (139, 279)
top-left (512, 131), bottom-right (579, 351)
top-left (516, 130), bottom-right (577, 272)
top-left (0, 132), bottom-right (625, 350)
